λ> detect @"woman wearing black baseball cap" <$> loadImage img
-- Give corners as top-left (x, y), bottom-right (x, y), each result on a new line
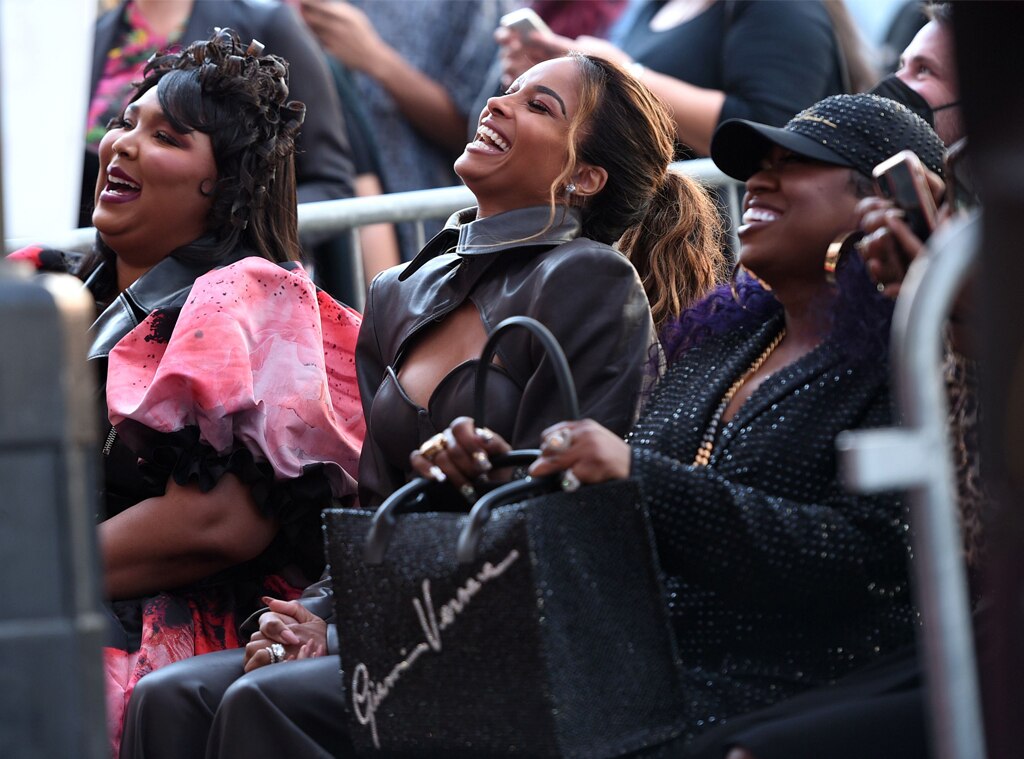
top-left (524, 94), bottom-right (945, 754)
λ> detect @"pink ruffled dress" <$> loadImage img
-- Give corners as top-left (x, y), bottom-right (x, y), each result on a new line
top-left (98, 257), bottom-right (364, 752)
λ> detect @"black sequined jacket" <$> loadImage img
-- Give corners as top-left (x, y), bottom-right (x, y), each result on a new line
top-left (629, 312), bottom-right (916, 741)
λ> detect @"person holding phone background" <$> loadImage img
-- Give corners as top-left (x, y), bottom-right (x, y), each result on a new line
top-left (496, 0), bottom-right (876, 157)
top-left (869, 3), bottom-right (962, 147)
top-left (295, 0), bottom-right (515, 260)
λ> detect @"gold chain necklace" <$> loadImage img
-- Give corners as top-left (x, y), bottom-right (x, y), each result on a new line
top-left (693, 329), bottom-right (786, 467)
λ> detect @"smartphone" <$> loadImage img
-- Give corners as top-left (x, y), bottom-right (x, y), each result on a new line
top-left (872, 150), bottom-right (938, 241)
top-left (500, 7), bottom-right (552, 38)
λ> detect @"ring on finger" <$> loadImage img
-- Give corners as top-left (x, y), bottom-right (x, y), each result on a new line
top-left (418, 432), bottom-right (448, 460)
top-left (543, 427), bottom-right (572, 454)
top-left (268, 642), bottom-right (286, 664)
top-left (560, 468), bottom-right (581, 493)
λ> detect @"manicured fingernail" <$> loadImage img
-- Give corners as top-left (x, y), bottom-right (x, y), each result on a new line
top-left (885, 208), bottom-right (905, 219)
top-left (429, 465), bottom-right (446, 482)
top-left (476, 426), bottom-right (494, 443)
top-left (472, 450), bottom-right (492, 471)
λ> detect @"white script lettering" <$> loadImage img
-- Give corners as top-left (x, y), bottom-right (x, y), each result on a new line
top-left (351, 549), bottom-right (521, 748)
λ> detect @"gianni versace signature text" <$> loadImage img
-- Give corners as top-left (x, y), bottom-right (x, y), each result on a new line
top-left (351, 549), bottom-right (521, 748)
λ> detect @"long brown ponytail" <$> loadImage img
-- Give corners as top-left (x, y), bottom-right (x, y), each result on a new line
top-left (563, 54), bottom-right (727, 330)
top-left (619, 171), bottom-right (726, 331)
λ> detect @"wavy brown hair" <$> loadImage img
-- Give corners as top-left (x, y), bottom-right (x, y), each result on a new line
top-left (555, 54), bottom-right (727, 330)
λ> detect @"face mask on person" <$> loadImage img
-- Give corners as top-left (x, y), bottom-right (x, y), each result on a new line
top-left (869, 75), bottom-right (959, 128)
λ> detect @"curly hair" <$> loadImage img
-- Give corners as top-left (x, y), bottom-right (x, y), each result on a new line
top-left (87, 28), bottom-right (304, 290)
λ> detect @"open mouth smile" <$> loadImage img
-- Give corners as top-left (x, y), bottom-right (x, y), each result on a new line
top-left (100, 166), bottom-right (142, 203)
top-left (469, 124), bottom-right (511, 153)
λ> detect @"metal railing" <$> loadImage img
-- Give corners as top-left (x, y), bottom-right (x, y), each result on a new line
top-left (3, 159), bottom-right (741, 311)
top-left (837, 212), bottom-right (985, 759)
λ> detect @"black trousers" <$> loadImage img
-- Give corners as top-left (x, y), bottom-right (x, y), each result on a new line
top-left (680, 647), bottom-right (927, 759)
top-left (120, 650), bottom-right (352, 759)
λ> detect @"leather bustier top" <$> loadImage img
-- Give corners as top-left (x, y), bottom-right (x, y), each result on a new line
top-left (369, 362), bottom-right (521, 476)
top-left (355, 205), bottom-right (657, 508)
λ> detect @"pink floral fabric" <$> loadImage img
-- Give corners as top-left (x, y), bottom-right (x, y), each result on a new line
top-left (106, 257), bottom-right (364, 494)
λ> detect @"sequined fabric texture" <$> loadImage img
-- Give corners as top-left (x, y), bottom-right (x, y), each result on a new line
top-left (628, 313), bottom-right (917, 744)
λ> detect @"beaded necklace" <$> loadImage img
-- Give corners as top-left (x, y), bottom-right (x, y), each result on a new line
top-left (693, 328), bottom-right (786, 466)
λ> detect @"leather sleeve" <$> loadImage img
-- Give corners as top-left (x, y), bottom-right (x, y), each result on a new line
top-left (354, 269), bottom-right (409, 508)
top-left (510, 242), bottom-right (656, 445)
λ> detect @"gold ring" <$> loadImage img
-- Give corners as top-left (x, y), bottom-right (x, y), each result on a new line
top-left (542, 427), bottom-right (572, 454)
top-left (418, 432), bottom-right (449, 460)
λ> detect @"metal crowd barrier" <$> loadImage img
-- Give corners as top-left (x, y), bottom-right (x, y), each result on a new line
top-left (837, 212), bottom-right (985, 759)
top-left (3, 159), bottom-right (741, 311)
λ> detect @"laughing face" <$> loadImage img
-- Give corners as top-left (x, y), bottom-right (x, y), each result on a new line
top-left (93, 87), bottom-right (217, 271)
top-left (737, 146), bottom-right (861, 291)
top-left (455, 58), bottom-right (581, 218)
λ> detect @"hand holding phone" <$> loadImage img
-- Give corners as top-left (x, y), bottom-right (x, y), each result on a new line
top-left (500, 8), bottom-right (552, 39)
top-left (872, 150), bottom-right (938, 242)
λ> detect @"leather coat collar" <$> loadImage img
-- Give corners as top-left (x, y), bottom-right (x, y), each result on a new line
top-left (87, 253), bottom-right (234, 360)
top-left (399, 205), bottom-right (582, 281)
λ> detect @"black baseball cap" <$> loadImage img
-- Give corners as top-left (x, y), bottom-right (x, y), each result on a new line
top-left (711, 93), bottom-right (946, 182)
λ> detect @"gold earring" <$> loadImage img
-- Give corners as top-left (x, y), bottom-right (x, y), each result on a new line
top-left (824, 230), bottom-right (863, 285)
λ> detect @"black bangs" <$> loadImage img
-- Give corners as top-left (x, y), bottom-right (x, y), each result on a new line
top-left (154, 68), bottom-right (227, 136)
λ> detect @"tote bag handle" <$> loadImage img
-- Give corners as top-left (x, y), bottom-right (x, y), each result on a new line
top-left (364, 317), bottom-right (579, 564)
top-left (473, 315), bottom-right (580, 427)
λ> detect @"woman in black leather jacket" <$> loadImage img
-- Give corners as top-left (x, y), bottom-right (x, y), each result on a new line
top-left (373, 52), bottom-right (726, 506)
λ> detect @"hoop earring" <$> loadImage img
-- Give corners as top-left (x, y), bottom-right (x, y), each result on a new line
top-left (824, 230), bottom-right (863, 285)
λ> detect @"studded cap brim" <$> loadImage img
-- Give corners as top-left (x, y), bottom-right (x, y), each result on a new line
top-left (710, 119), bottom-right (853, 182)
top-left (711, 95), bottom-right (946, 184)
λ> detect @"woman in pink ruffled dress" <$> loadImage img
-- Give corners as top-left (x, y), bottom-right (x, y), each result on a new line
top-left (11, 29), bottom-right (363, 754)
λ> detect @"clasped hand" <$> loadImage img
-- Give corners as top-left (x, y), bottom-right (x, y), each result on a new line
top-left (243, 596), bottom-right (328, 672)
